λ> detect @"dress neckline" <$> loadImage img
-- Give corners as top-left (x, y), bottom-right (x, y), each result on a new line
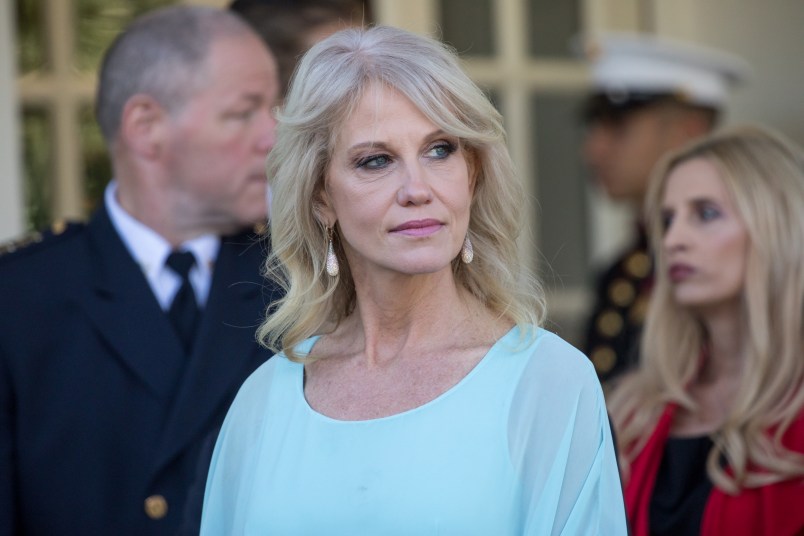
top-left (295, 325), bottom-right (522, 424)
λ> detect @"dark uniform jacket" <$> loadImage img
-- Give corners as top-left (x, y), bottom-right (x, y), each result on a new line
top-left (583, 228), bottom-right (653, 383)
top-left (0, 204), bottom-right (280, 535)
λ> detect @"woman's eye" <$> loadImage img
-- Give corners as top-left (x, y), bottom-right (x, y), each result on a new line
top-left (427, 142), bottom-right (457, 159)
top-left (357, 154), bottom-right (391, 170)
top-left (699, 204), bottom-right (721, 221)
top-left (230, 108), bottom-right (256, 120)
top-left (661, 211), bottom-right (674, 233)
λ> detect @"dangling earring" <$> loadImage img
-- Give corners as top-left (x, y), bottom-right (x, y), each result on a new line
top-left (461, 235), bottom-right (473, 264)
top-left (326, 226), bottom-right (339, 277)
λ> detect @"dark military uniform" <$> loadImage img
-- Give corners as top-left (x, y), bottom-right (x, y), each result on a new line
top-left (583, 228), bottom-right (653, 383)
top-left (0, 205), bottom-right (280, 535)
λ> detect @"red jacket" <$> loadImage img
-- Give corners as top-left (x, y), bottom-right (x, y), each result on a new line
top-left (625, 404), bottom-right (804, 535)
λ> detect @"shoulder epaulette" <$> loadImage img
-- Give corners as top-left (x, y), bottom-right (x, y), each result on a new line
top-left (0, 219), bottom-right (84, 259)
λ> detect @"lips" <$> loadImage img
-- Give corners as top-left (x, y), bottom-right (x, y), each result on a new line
top-left (668, 263), bottom-right (695, 283)
top-left (391, 219), bottom-right (443, 237)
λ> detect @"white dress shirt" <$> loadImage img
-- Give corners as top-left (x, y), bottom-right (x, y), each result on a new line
top-left (104, 181), bottom-right (220, 310)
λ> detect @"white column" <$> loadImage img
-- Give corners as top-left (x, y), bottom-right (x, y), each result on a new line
top-left (0, 0), bottom-right (25, 242)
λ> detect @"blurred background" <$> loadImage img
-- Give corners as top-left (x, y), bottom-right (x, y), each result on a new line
top-left (1, 0), bottom-right (802, 346)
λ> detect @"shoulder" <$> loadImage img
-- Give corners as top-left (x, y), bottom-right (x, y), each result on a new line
top-left (0, 220), bottom-right (86, 269)
top-left (234, 353), bottom-right (290, 401)
top-left (519, 327), bottom-right (598, 381)
top-left (505, 327), bottom-right (605, 416)
top-left (229, 336), bottom-right (316, 411)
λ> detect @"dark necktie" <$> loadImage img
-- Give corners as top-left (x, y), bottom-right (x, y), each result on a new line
top-left (165, 250), bottom-right (200, 352)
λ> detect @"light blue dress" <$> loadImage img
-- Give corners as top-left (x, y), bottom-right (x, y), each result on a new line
top-left (201, 326), bottom-right (627, 535)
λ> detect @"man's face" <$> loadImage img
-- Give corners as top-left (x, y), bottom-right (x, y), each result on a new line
top-left (583, 106), bottom-right (682, 204)
top-left (162, 33), bottom-right (279, 235)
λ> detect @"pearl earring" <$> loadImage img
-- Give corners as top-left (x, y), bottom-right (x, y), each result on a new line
top-left (461, 236), bottom-right (473, 264)
top-left (326, 226), bottom-right (339, 277)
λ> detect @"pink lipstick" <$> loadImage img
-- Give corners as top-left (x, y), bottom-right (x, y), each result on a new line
top-left (668, 263), bottom-right (695, 283)
top-left (391, 219), bottom-right (443, 237)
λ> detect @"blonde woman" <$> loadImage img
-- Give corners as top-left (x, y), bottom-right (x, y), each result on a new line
top-left (200, 26), bottom-right (626, 534)
top-left (608, 125), bottom-right (804, 535)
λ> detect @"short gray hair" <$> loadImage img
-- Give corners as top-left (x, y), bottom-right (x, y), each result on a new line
top-left (95, 5), bottom-right (256, 144)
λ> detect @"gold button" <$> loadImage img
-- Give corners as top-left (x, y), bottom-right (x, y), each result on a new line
top-left (608, 278), bottom-right (635, 307)
top-left (624, 251), bottom-right (651, 279)
top-left (629, 294), bottom-right (650, 323)
top-left (144, 495), bottom-right (168, 520)
top-left (596, 309), bottom-right (624, 337)
top-left (591, 346), bottom-right (616, 374)
top-left (51, 220), bottom-right (67, 235)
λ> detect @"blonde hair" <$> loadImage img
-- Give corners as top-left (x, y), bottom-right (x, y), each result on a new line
top-left (608, 125), bottom-right (804, 493)
top-left (259, 26), bottom-right (545, 361)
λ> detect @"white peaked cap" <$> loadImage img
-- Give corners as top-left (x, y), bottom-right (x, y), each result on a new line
top-left (581, 33), bottom-right (750, 109)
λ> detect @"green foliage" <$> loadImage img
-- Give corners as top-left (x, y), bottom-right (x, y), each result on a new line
top-left (15, 0), bottom-right (176, 230)
top-left (80, 105), bottom-right (112, 218)
top-left (75, 0), bottom-right (174, 72)
top-left (15, 0), bottom-right (46, 73)
top-left (21, 108), bottom-right (52, 231)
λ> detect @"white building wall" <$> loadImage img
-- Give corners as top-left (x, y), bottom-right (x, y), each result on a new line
top-left (655, 0), bottom-right (804, 145)
top-left (0, 0), bottom-right (24, 242)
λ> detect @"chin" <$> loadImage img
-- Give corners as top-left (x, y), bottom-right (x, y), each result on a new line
top-left (673, 287), bottom-right (705, 306)
top-left (673, 291), bottom-right (741, 316)
top-left (398, 258), bottom-right (456, 276)
top-left (240, 202), bottom-right (268, 225)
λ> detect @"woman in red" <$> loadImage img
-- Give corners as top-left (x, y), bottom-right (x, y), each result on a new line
top-left (608, 125), bottom-right (804, 536)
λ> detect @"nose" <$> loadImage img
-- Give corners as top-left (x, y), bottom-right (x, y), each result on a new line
top-left (255, 107), bottom-right (277, 153)
top-left (582, 125), bottom-right (609, 169)
top-left (583, 125), bottom-right (605, 165)
top-left (396, 162), bottom-right (433, 206)
top-left (662, 214), bottom-right (689, 254)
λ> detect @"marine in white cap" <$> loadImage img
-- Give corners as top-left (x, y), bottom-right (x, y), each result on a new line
top-left (578, 33), bottom-right (749, 381)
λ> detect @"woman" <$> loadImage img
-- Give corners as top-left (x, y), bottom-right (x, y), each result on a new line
top-left (201, 26), bottom-right (626, 534)
top-left (608, 126), bottom-right (804, 535)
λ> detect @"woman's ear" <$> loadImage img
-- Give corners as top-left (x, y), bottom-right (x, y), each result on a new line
top-left (119, 94), bottom-right (169, 159)
top-left (314, 183), bottom-right (337, 228)
top-left (465, 147), bottom-right (480, 195)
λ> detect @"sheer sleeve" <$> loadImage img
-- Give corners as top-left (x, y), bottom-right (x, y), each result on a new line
top-left (200, 358), bottom-right (282, 535)
top-left (508, 332), bottom-right (627, 535)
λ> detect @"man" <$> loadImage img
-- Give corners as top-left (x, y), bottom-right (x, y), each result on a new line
top-left (579, 34), bottom-right (748, 382)
top-left (0, 6), bottom-right (281, 534)
top-left (229, 0), bottom-right (372, 99)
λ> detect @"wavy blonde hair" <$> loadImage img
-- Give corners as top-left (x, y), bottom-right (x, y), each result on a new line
top-left (258, 26), bottom-right (545, 361)
top-left (608, 125), bottom-right (804, 493)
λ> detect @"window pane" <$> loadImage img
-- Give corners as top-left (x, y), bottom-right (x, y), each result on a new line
top-left (80, 105), bottom-right (112, 217)
top-left (438, 0), bottom-right (495, 57)
top-left (22, 107), bottom-right (54, 231)
top-left (526, 0), bottom-right (580, 58)
top-left (75, 0), bottom-right (175, 72)
top-left (15, 0), bottom-right (48, 74)
top-left (531, 92), bottom-right (590, 288)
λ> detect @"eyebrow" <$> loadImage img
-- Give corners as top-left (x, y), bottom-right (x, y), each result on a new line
top-left (661, 196), bottom-right (720, 211)
top-left (239, 93), bottom-right (265, 104)
top-left (686, 197), bottom-right (719, 206)
top-left (346, 129), bottom-right (448, 152)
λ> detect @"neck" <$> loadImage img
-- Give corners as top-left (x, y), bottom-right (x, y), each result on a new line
top-left (115, 172), bottom-right (222, 247)
top-left (697, 302), bottom-right (746, 383)
top-left (342, 268), bottom-right (500, 367)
